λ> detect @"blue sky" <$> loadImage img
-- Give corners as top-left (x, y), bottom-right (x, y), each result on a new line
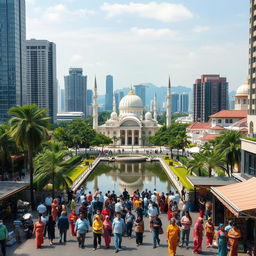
top-left (26, 0), bottom-right (249, 93)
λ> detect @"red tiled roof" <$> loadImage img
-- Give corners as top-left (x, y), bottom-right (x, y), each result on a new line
top-left (210, 125), bottom-right (225, 130)
top-left (236, 117), bottom-right (247, 123)
top-left (240, 128), bottom-right (248, 132)
top-left (199, 134), bottom-right (221, 141)
top-left (209, 110), bottom-right (247, 118)
top-left (187, 122), bottom-right (211, 130)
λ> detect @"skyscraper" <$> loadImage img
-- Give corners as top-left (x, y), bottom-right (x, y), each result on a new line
top-left (60, 89), bottom-right (65, 112)
top-left (86, 89), bottom-right (93, 116)
top-left (105, 75), bottom-right (113, 111)
top-left (193, 75), bottom-right (229, 122)
top-left (64, 68), bottom-right (87, 114)
top-left (179, 93), bottom-right (189, 113)
top-left (0, 0), bottom-right (26, 122)
top-left (172, 94), bottom-right (179, 113)
top-left (134, 85), bottom-right (146, 107)
top-left (26, 39), bottom-right (57, 122)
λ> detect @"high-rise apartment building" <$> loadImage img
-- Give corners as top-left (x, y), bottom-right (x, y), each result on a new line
top-left (193, 75), bottom-right (229, 122)
top-left (64, 68), bottom-right (87, 114)
top-left (134, 85), bottom-right (146, 107)
top-left (172, 94), bottom-right (179, 113)
top-left (0, 0), bottom-right (26, 122)
top-left (26, 39), bottom-right (57, 122)
top-left (105, 75), bottom-right (113, 111)
top-left (180, 93), bottom-right (189, 113)
top-left (60, 89), bottom-right (65, 112)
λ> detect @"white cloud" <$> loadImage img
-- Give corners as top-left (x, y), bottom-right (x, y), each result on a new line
top-left (193, 25), bottom-right (210, 33)
top-left (101, 2), bottom-right (193, 23)
top-left (130, 27), bottom-right (176, 38)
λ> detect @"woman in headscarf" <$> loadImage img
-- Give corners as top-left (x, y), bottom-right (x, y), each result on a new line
top-left (51, 199), bottom-right (59, 222)
top-left (166, 218), bottom-right (180, 256)
top-left (68, 209), bottom-right (78, 236)
top-left (103, 216), bottom-right (112, 248)
top-left (193, 217), bottom-right (204, 254)
top-left (228, 223), bottom-right (241, 256)
top-left (92, 215), bottom-right (103, 251)
top-left (205, 217), bottom-right (214, 248)
top-left (216, 224), bottom-right (228, 256)
top-left (33, 216), bottom-right (45, 249)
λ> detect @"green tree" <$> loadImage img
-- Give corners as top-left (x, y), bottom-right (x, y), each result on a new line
top-left (8, 105), bottom-right (50, 205)
top-left (92, 133), bottom-right (112, 151)
top-left (98, 111), bottom-right (111, 125)
top-left (215, 131), bottom-right (242, 176)
top-left (34, 142), bottom-right (72, 198)
top-left (185, 154), bottom-right (206, 176)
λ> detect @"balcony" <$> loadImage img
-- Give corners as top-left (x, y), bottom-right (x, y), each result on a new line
top-left (241, 137), bottom-right (256, 154)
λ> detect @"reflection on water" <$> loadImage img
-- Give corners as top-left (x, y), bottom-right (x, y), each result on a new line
top-left (81, 161), bottom-right (175, 195)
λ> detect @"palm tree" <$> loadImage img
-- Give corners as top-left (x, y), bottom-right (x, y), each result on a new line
top-left (186, 153), bottom-right (206, 176)
top-left (34, 141), bottom-right (72, 198)
top-left (8, 105), bottom-right (50, 205)
top-left (176, 133), bottom-right (190, 156)
top-left (215, 131), bottom-right (242, 175)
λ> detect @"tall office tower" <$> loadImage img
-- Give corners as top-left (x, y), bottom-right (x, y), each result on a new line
top-left (134, 85), bottom-right (146, 106)
top-left (64, 68), bottom-right (87, 114)
top-left (172, 94), bottom-right (179, 113)
top-left (179, 93), bottom-right (189, 113)
top-left (166, 77), bottom-right (172, 127)
top-left (26, 40), bottom-right (57, 122)
top-left (248, 0), bottom-right (256, 136)
top-left (0, 0), bottom-right (26, 122)
top-left (86, 89), bottom-right (93, 116)
top-left (105, 75), bottom-right (113, 111)
top-left (60, 89), bottom-right (65, 112)
top-left (193, 74), bottom-right (229, 122)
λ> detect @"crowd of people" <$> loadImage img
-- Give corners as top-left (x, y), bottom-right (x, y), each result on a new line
top-left (0, 188), bottom-right (245, 256)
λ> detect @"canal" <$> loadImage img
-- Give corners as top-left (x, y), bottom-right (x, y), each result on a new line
top-left (81, 160), bottom-right (176, 195)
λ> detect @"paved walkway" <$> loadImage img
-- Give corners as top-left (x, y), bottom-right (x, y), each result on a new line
top-left (6, 212), bottom-right (246, 256)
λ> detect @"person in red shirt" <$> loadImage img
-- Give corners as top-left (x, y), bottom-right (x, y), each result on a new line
top-left (87, 191), bottom-right (93, 203)
top-left (68, 209), bottom-right (78, 236)
top-left (101, 206), bottom-right (111, 220)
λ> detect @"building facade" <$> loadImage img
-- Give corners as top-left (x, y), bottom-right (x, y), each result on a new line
top-left (180, 93), bottom-right (189, 113)
top-left (26, 39), bottom-right (57, 122)
top-left (0, 0), bottom-right (26, 122)
top-left (86, 89), bottom-right (93, 116)
top-left (105, 75), bottom-right (113, 111)
top-left (64, 68), bottom-right (87, 115)
top-left (193, 74), bottom-right (229, 122)
top-left (172, 94), bottom-right (179, 112)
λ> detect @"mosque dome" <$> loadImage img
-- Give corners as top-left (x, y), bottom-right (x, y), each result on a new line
top-left (119, 88), bottom-right (143, 110)
top-left (145, 112), bottom-right (152, 120)
top-left (110, 111), bottom-right (118, 120)
top-left (236, 81), bottom-right (249, 97)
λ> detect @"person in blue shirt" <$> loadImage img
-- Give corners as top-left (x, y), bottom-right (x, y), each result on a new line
top-left (112, 212), bottom-right (125, 253)
top-left (58, 211), bottom-right (69, 244)
top-left (75, 213), bottom-right (89, 248)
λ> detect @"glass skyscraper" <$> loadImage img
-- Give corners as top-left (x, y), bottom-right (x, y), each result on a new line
top-left (105, 75), bottom-right (113, 111)
top-left (0, 0), bottom-right (26, 122)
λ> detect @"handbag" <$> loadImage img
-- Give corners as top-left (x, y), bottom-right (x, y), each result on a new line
top-left (159, 227), bottom-right (164, 235)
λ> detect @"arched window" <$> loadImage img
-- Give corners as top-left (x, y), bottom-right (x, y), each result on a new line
top-left (250, 121), bottom-right (254, 135)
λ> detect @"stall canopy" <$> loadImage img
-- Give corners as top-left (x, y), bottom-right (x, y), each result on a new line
top-left (211, 177), bottom-right (256, 217)
top-left (187, 176), bottom-right (237, 188)
top-left (0, 181), bottom-right (29, 201)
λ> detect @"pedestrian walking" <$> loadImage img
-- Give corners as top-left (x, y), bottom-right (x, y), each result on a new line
top-left (92, 215), bottom-right (103, 250)
top-left (74, 213), bottom-right (89, 248)
top-left (193, 217), bottom-right (204, 254)
top-left (180, 210), bottom-right (192, 248)
top-left (45, 194), bottom-right (53, 215)
top-left (0, 219), bottom-right (8, 256)
top-left (150, 214), bottom-right (162, 249)
top-left (13, 217), bottom-right (23, 243)
top-left (51, 199), bottom-right (59, 222)
top-left (166, 218), bottom-right (180, 256)
top-left (216, 224), bottom-right (228, 256)
top-left (58, 211), bottom-right (69, 244)
top-left (103, 216), bottom-right (112, 249)
top-left (47, 215), bottom-right (55, 245)
top-left (33, 216), bottom-right (45, 249)
top-left (125, 209), bottom-right (135, 239)
top-left (68, 209), bottom-right (78, 236)
top-left (205, 217), bottom-right (214, 248)
top-left (228, 223), bottom-right (241, 256)
top-left (112, 212), bottom-right (125, 253)
top-left (134, 215), bottom-right (144, 246)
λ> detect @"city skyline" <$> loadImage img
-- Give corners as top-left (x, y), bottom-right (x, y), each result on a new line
top-left (26, 0), bottom-right (249, 94)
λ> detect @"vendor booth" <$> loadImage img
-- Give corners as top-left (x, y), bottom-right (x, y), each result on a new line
top-left (211, 177), bottom-right (256, 252)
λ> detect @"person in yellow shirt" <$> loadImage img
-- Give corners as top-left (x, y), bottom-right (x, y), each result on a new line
top-left (134, 197), bottom-right (142, 209)
top-left (205, 217), bottom-right (214, 248)
top-left (166, 218), bottom-right (180, 256)
top-left (92, 215), bottom-right (103, 251)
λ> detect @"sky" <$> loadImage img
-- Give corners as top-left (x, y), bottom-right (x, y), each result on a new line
top-left (26, 0), bottom-right (249, 93)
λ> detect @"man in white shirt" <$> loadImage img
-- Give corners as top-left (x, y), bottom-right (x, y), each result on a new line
top-left (37, 202), bottom-right (47, 215)
top-left (151, 192), bottom-right (157, 203)
top-left (169, 192), bottom-right (176, 203)
top-left (174, 191), bottom-right (180, 204)
top-left (115, 199), bottom-right (123, 213)
top-left (148, 202), bottom-right (158, 221)
top-left (80, 193), bottom-right (86, 204)
top-left (45, 195), bottom-right (52, 215)
top-left (98, 191), bottom-right (104, 203)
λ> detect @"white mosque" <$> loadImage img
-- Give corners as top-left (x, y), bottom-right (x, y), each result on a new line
top-left (92, 78), bottom-right (172, 146)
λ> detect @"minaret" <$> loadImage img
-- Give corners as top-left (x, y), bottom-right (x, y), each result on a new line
top-left (93, 77), bottom-right (98, 129)
top-left (166, 76), bottom-right (172, 127)
top-left (153, 92), bottom-right (157, 120)
top-left (113, 94), bottom-right (117, 113)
